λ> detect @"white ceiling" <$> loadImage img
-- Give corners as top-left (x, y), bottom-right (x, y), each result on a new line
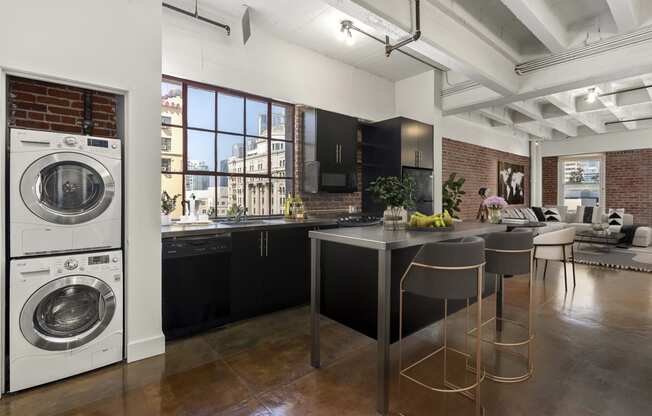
top-left (165, 0), bottom-right (652, 140)
top-left (168, 0), bottom-right (436, 81)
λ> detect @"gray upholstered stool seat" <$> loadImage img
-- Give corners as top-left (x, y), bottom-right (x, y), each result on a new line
top-left (399, 237), bottom-right (486, 414)
top-left (469, 229), bottom-right (535, 383)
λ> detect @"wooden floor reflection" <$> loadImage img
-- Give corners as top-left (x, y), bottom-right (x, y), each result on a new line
top-left (2, 262), bottom-right (652, 415)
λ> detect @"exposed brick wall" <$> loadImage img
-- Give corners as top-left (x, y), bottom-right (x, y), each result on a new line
top-left (294, 106), bottom-right (362, 216)
top-left (542, 156), bottom-right (558, 206)
top-left (606, 150), bottom-right (652, 225)
top-left (8, 76), bottom-right (118, 138)
top-left (442, 138), bottom-right (530, 221)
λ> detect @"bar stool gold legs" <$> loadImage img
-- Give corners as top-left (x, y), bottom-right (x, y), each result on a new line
top-left (467, 249), bottom-right (535, 383)
top-left (398, 262), bottom-right (486, 415)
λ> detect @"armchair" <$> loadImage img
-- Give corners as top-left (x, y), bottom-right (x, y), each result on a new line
top-left (533, 227), bottom-right (576, 291)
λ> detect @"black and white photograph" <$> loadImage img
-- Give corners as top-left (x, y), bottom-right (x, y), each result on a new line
top-left (498, 161), bottom-right (525, 204)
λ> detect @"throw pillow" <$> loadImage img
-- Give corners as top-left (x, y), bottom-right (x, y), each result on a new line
top-left (582, 206), bottom-right (594, 224)
top-left (522, 208), bottom-right (539, 223)
top-left (532, 207), bottom-right (547, 222)
top-left (544, 207), bottom-right (561, 222)
top-left (608, 208), bottom-right (625, 227)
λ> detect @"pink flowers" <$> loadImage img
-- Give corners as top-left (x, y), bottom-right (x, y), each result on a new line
top-left (483, 196), bottom-right (508, 209)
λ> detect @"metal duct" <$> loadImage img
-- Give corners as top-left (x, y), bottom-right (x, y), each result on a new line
top-left (442, 80), bottom-right (481, 96)
top-left (515, 25), bottom-right (652, 75)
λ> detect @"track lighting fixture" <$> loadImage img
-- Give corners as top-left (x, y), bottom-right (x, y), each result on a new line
top-left (339, 20), bottom-right (354, 46)
top-left (586, 87), bottom-right (598, 103)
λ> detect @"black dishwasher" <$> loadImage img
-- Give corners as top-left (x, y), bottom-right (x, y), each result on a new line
top-left (162, 234), bottom-right (232, 340)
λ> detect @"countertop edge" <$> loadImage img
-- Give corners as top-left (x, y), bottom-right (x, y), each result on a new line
top-left (162, 219), bottom-right (338, 239)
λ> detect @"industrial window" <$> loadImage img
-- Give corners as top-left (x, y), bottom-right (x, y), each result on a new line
top-left (160, 76), bottom-right (295, 219)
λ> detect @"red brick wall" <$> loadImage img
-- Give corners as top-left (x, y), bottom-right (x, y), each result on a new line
top-left (542, 156), bottom-right (558, 206)
top-left (8, 76), bottom-right (118, 138)
top-left (442, 138), bottom-right (530, 221)
top-left (606, 150), bottom-right (652, 225)
top-left (294, 106), bottom-right (362, 216)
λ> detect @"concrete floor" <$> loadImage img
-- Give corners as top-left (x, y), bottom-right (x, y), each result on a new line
top-left (1, 262), bottom-right (651, 415)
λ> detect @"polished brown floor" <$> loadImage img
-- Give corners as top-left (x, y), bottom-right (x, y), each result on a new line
top-left (2, 262), bottom-right (652, 415)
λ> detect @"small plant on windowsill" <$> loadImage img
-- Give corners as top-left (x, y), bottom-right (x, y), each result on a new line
top-left (367, 176), bottom-right (416, 231)
top-left (161, 191), bottom-right (181, 225)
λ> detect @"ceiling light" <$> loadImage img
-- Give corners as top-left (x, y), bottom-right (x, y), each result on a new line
top-left (339, 20), bottom-right (354, 46)
top-left (586, 87), bottom-right (598, 103)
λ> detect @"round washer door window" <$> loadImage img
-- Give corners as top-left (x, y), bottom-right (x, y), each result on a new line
top-left (20, 153), bottom-right (115, 225)
top-left (20, 275), bottom-right (116, 351)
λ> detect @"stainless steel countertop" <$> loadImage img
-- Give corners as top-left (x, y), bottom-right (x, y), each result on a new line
top-left (308, 222), bottom-right (506, 250)
top-left (162, 218), bottom-right (337, 239)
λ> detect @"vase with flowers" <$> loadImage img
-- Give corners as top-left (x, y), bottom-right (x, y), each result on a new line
top-left (483, 196), bottom-right (508, 224)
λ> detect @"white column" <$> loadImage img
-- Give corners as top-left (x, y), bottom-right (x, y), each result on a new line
top-left (530, 140), bottom-right (542, 206)
top-left (433, 70), bottom-right (444, 213)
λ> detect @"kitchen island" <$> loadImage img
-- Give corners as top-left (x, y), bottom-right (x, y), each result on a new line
top-left (309, 222), bottom-right (506, 415)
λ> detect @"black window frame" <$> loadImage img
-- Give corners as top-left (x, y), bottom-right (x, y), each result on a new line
top-left (161, 75), bottom-right (295, 218)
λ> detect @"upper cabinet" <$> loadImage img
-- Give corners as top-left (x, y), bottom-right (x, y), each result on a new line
top-left (400, 118), bottom-right (434, 169)
top-left (303, 108), bottom-right (358, 193)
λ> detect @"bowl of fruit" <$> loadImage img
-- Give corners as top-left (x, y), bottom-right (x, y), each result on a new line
top-left (408, 210), bottom-right (455, 231)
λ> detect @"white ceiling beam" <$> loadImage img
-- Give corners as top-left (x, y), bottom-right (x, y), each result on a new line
top-left (444, 38), bottom-right (652, 115)
top-left (323, 0), bottom-right (520, 96)
top-left (500, 0), bottom-right (568, 53)
top-left (640, 75), bottom-right (652, 101)
top-left (508, 100), bottom-right (578, 137)
top-left (606, 0), bottom-right (639, 33)
top-left (479, 106), bottom-right (553, 138)
top-left (546, 92), bottom-right (607, 134)
top-left (597, 84), bottom-right (637, 130)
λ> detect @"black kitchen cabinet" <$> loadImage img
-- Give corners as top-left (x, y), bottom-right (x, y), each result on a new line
top-left (399, 118), bottom-right (434, 169)
top-left (230, 226), bottom-right (311, 321)
top-left (263, 227), bottom-right (308, 313)
top-left (361, 117), bottom-right (434, 213)
top-left (230, 230), bottom-right (265, 320)
top-left (303, 108), bottom-right (358, 193)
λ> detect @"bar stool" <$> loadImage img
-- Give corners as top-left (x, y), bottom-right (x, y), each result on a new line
top-left (399, 237), bottom-right (486, 415)
top-left (469, 229), bottom-right (534, 383)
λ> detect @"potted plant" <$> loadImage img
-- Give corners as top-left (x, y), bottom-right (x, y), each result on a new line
top-left (483, 196), bottom-right (508, 224)
top-left (442, 172), bottom-right (466, 219)
top-left (161, 191), bottom-right (180, 225)
top-left (367, 176), bottom-right (415, 231)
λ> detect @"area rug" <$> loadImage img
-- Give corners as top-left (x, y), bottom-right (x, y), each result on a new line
top-left (573, 245), bottom-right (652, 273)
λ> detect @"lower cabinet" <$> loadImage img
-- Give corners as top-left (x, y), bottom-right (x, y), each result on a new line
top-left (230, 226), bottom-right (311, 321)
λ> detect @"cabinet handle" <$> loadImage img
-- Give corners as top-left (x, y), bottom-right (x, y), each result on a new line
top-left (335, 144), bottom-right (339, 164)
top-left (259, 232), bottom-right (264, 257)
top-left (265, 231), bottom-right (269, 257)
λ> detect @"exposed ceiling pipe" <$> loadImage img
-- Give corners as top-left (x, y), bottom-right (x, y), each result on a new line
top-left (515, 25), bottom-right (652, 75)
top-left (598, 84), bottom-right (652, 97)
top-left (385, 0), bottom-right (421, 57)
top-left (163, 1), bottom-right (231, 36)
top-left (341, 20), bottom-right (446, 71)
top-left (605, 116), bottom-right (652, 125)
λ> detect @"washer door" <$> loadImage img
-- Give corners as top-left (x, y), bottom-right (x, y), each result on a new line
top-left (20, 275), bottom-right (116, 351)
top-left (20, 152), bottom-right (115, 225)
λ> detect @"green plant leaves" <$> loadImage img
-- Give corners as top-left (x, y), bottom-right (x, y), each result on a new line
top-left (367, 176), bottom-right (416, 209)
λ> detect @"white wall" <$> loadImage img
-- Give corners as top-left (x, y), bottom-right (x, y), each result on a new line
top-left (395, 71), bottom-right (436, 124)
top-left (162, 10), bottom-right (396, 122)
top-left (0, 0), bottom-right (164, 365)
top-left (540, 128), bottom-right (652, 157)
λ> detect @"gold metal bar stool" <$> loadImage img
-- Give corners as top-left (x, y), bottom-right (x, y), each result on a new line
top-left (398, 237), bottom-right (486, 415)
top-left (468, 229), bottom-right (534, 383)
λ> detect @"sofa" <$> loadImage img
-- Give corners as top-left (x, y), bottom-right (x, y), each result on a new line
top-left (503, 206), bottom-right (633, 234)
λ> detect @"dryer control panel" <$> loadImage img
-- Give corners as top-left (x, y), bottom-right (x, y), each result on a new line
top-left (10, 128), bottom-right (121, 159)
top-left (12, 250), bottom-right (123, 282)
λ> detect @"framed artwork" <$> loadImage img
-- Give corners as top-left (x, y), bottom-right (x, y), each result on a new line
top-left (498, 161), bottom-right (525, 205)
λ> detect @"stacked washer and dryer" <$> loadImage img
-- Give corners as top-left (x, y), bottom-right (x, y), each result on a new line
top-left (7, 128), bottom-right (123, 392)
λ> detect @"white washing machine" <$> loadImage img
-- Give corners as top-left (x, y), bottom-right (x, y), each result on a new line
top-left (9, 250), bottom-right (123, 392)
top-left (9, 128), bottom-right (122, 258)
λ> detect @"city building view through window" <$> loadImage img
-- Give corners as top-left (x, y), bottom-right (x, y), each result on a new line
top-left (560, 156), bottom-right (602, 211)
top-left (161, 78), bottom-right (294, 219)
